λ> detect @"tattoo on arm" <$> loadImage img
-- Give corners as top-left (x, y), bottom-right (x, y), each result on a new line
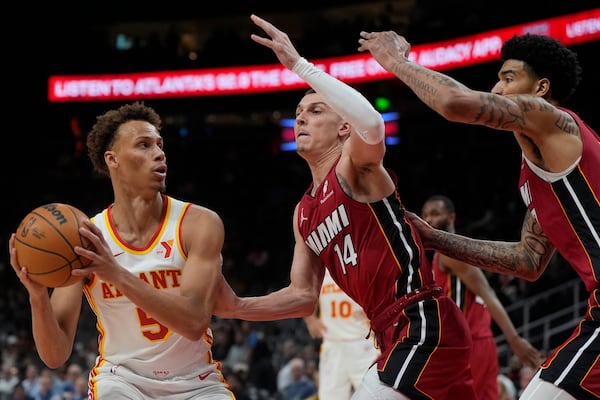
top-left (390, 62), bottom-right (533, 135)
top-left (520, 210), bottom-right (555, 276)
top-left (431, 232), bottom-right (521, 274)
top-left (554, 110), bottom-right (578, 135)
top-left (515, 96), bottom-right (577, 135)
top-left (392, 61), bottom-right (459, 109)
top-left (476, 93), bottom-right (526, 130)
top-left (429, 210), bottom-right (554, 280)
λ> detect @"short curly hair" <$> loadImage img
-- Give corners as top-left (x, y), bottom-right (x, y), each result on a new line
top-left (86, 102), bottom-right (162, 177)
top-left (424, 194), bottom-right (455, 214)
top-left (501, 33), bottom-right (582, 104)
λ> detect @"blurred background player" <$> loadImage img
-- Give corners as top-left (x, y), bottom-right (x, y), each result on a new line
top-left (303, 269), bottom-right (380, 399)
top-left (421, 194), bottom-right (543, 399)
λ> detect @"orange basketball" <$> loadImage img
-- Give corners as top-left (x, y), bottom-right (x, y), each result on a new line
top-left (14, 203), bottom-right (94, 288)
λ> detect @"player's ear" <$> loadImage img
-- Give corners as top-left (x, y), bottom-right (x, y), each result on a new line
top-left (449, 212), bottom-right (457, 225)
top-left (536, 78), bottom-right (550, 97)
top-left (339, 121), bottom-right (352, 139)
top-left (104, 151), bottom-right (117, 167)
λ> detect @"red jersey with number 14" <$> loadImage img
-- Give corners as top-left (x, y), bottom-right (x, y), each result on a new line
top-left (296, 160), bottom-right (476, 399)
top-left (296, 166), bottom-right (432, 319)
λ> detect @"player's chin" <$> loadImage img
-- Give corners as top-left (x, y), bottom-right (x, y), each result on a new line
top-left (153, 181), bottom-right (167, 192)
top-left (296, 144), bottom-right (308, 153)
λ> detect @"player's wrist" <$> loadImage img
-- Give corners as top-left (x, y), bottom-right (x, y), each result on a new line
top-left (293, 57), bottom-right (317, 77)
top-left (505, 333), bottom-right (520, 344)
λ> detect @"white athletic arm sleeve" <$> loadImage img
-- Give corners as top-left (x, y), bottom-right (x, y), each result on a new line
top-left (293, 57), bottom-right (385, 145)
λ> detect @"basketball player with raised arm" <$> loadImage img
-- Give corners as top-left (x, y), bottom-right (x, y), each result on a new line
top-left (215, 15), bottom-right (477, 399)
top-left (359, 27), bottom-right (600, 400)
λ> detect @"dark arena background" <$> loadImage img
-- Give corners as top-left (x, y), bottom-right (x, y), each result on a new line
top-left (3, 1), bottom-right (599, 398)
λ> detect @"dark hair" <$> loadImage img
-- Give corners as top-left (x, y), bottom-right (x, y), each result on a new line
top-left (86, 102), bottom-right (162, 177)
top-left (500, 33), bottom-right (582, 104)
top-left (425, 194), bottom-right (455, 213)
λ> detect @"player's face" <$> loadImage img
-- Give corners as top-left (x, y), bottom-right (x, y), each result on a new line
top-left (491, 59), bottom-right (539, 96)
top-left (110, 120), bottom-right (167, 192)
top-left (421, 200), bottom-right (453, 232)
top-left (294, 92), bottom-right (346, 154)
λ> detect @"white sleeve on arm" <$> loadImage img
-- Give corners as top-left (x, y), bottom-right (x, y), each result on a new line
top-left (293, 57), bottom-right (385, 145)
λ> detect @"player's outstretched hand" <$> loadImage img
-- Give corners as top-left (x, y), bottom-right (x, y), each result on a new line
top-left (405, 210), bottom-right (435, 249)
top-left (250, 14), bottom-right (302, 70)
top-left (508, 336), bottom-right (545, 370)
top-left (358, 30), bottom-right (411, 72)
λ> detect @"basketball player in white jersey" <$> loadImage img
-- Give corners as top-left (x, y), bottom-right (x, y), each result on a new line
top-left (303, 269), bottom-right (380, 400)
top-left (9, 102), bottom-right (235, 399)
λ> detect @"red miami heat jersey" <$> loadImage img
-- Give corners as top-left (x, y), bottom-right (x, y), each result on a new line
top-left (432, 252), bottom-right (492, 339)
top-left (519, 107), bottom-right (600, 293)
top-left (519, 107), bottom-right (600, 399)
top-left (296, 161), bottom-right (476, 399)
top-left (296, 164), bottom-right (433, 320)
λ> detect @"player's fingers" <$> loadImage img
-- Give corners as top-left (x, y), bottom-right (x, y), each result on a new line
top-left (524, 351), bottom-right (543, 369)
top-left (250, 14), bottom-right (264, 24)
top-left (7, 235), bottom-right (28, 277)
top-left (250, 34), bottom-right (273, 48)
top-left (8, 234), bottom-right (18, 267)
top-left (81, 219), bottom-right (102, 235)
top-left (74, 245), bottom-right (96, 259)
top-left (71, 266), bottom-right (91, 276)
top-left (77, 226), bottom-right (106, 255)
top-left (251, 14), bottom-right (286, 41)
top-left (250, 14), bottom-right (274, 36)
top-left (251, 15), bottom-right (273, 31)
top-left (7, 236), bottom-right (27, 279)
top-left (357, 40), bottom-right (369, 51)
top-left (79, 221), bottom-right (111, 251)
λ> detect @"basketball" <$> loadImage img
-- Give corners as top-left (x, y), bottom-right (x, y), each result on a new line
top-left (14, 203), bottom-right (95, 288)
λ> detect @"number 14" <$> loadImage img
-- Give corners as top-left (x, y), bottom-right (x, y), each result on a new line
top-left (332, 233), bottom-right (358, 274)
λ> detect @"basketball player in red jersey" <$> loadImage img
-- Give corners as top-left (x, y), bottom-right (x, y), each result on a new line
top-left (359, 31), bottom-right (600, 399)
top-left (422, 194), bottom-right (543, 400)
top-left (216, 15), bottom-right (477, 399)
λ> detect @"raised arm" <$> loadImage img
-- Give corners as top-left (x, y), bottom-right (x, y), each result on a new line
top-left (251, 14), bottom-right (385, 148)
top-left (357, 32), bottom-right (569, 134)
top-left (358, 31), bottom-right (506, 125)
top-left (357, 31), bottom-right (582, 172)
